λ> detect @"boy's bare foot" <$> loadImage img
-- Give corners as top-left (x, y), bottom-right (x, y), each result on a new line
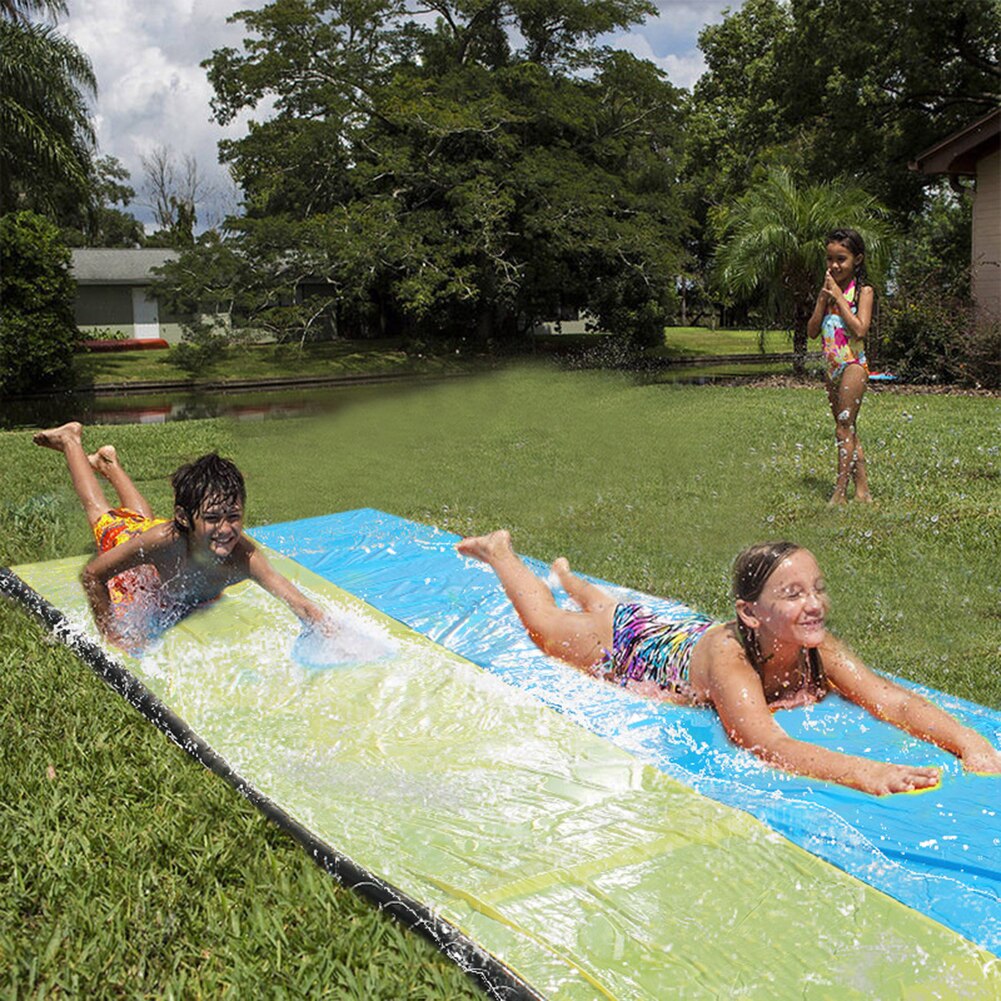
top-left (88, 445), bottom-right (120, 478)
top-left (32, 421), bottom-right (83, 451)
top-left (456, 529), bottom-right (512, 563)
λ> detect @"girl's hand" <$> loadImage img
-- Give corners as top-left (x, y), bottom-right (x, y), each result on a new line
top-left (822, 269), bottom-right (840, 299)
top-left (961, 745), bottom-right (1001, 774)
top-left (858, 761), bottom-right (940, 796)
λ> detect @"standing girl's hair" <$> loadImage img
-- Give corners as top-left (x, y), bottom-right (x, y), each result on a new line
top-left (825, 228), bottom-right (870, 291)
top-left (732, 541), bottom-right (827, 690)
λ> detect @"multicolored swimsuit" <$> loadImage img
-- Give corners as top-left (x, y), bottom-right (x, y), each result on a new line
top-left (599, 600), bottom-right (714, 697)
top-left (92, 506), bottom-right (168, 604)
top-left (820, 279), bottom-right (868, 383)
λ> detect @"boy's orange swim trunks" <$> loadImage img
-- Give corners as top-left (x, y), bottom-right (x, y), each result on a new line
top-left (92, 507), bottom-right (168, 603)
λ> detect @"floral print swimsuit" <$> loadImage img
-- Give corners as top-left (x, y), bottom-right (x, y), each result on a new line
top-left (820, 279), bottom-right (868, 383)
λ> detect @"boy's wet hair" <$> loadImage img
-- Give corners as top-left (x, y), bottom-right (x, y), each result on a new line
top-left (732, 541), bottom-right (827, 689)
top-left (171, 453), bottom-right (246, 532)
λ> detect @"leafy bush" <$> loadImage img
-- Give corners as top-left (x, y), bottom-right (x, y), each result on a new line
top-left (956, 313), bottom-right (1001, 389)
top-left (168, 317), bottom-right (229, 377)
top-left (877, 266), bottom-right (999, 388)
top-left (0, 210), bottom-right (81, 395)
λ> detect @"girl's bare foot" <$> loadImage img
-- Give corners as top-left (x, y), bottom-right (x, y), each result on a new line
top-left (88, 445), bottom-right (120, 478)
top-left (32, 421), bottom-right (83, 451)
top-left (551, 556), bottom-right (574, 584)
top-left (855, 491), bottom-right (873, 504)
top-left (456, 529), bottom-right (512, 563)
top-left (828, 491), bottom-right (847, 506)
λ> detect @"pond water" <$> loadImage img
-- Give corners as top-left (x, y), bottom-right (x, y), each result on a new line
top-left (0, 381), bottom-right (433, 431)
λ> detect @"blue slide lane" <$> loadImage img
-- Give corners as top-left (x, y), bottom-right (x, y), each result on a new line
top-left (251, 509), bottom-right (1001, 954)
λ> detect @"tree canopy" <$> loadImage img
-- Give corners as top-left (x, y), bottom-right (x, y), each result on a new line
top-left (194, 0), bottom-right (688, 345)
top-left (0, 1), bottom-right (96, 214)
top-left (688, 0), bottom-right (1001, 221)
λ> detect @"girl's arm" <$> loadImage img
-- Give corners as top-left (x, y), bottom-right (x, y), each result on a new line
top-left (245, 544), bottom-right (330, 627)
top-left (806, 287), bottom-right (829, 340)
top-left (825, 276), bottom-right (873, 339)
top-left (703, 638), bottom-right (941, 794)
top-left (823, 636), bottom-right (1001, 774)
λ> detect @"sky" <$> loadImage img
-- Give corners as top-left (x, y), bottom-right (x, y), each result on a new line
top-left (59, 1), bottom-right (741, 230)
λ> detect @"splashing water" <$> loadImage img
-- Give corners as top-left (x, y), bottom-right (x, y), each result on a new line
top-left (293, 607), bottom-right (398, 670)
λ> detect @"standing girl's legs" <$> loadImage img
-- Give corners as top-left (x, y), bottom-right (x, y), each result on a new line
top-left (826, 364), bottom-right (871, 504)
top-left (457, 531), bottom-right (615, 670)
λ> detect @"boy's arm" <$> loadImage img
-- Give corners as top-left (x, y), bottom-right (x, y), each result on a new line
top-left (245, 545), bottom-right (328, 625)
top-left (823, 637), bottom-right (1001, 773)
top-left (80, 525), bottom-right (175, 641)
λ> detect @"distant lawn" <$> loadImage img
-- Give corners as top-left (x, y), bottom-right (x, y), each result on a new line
top-left (71, 328), bottom-right (797, 388)
top-left (73, 338), bottom-right (481, 386)
top-left (656, 326), bottom-right (794, 357)
top-left (3, 364), bottom-right (999, 994)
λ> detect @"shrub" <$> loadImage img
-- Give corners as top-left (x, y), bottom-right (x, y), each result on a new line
top-left (877, 264), bottom-right (999, 388)
top-left (0, 210), bottom-right (81, 395)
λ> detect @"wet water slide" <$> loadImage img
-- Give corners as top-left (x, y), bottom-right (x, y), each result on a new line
top-left (4, 508), bottom-right (999, 998)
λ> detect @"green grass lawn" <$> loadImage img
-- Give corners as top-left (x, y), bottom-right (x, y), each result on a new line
top-left (71, 328), bottom-right (793, 389)
top-left (3, 365), bottom-right (999, 995)
top-left (73, 338), bottom-right (480, 386)
top-left (656, 326), bottom-right (795, 357)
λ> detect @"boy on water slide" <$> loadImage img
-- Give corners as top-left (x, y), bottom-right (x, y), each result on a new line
top-left (34, 422), bottom-right (332, 652)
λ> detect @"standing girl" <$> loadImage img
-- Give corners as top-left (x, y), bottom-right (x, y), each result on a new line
top-left (807, 228), bottom-right (874, 504)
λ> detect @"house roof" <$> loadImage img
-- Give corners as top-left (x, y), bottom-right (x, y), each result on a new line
top-left (910, 109), bottom-right (1001, 176)
top-left (71, 248), bottom-right (179, 285)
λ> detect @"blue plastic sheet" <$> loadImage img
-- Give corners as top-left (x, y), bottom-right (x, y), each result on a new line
top-left (250, 509), bottom-right (1001, 955)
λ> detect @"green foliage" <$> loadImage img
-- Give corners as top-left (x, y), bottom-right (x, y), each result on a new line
top-left (0, 13), bottom-right (96, 214)
top-left (0, 210), bottom-right (81, 395)
top-left (688, 0), bottom-right (1001, 220)
top-left (876, 186), bottom-right (1000, 387)
top-left (60, 155), bottom-right (145, 249)
top-left (189, 0), bottom-right (687, 348)
top-left (714, 168), bottom-right (891, 365)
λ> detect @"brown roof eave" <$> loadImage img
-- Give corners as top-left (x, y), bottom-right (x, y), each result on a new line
top-left (909, 108), bottom-right (1001, 176)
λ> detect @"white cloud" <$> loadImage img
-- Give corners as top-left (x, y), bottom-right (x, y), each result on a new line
top-left (608, 30), bottom-right (707, 90)
top-left (62, 0), bottom-right (251, 228)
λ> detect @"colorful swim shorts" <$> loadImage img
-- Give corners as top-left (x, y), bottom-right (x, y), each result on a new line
top-left (92, 507), bottom-right (168, 603)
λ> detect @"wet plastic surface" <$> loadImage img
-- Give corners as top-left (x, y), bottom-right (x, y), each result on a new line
top-left (9, 550), bottom-right (1000, 997)
top-left (250, 508), bottom-right (1001, 958)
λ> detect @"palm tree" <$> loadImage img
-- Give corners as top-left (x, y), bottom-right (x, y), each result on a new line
top-left (715, 168), bottom-right (890, 373)
top-left (0, 0), bottom-right (96, 213)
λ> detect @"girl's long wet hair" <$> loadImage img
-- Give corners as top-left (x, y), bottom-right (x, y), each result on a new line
top-left (732, 541), bottom-right (827, 690)
top-left (826, 227), bottom-right (871, 314)
top-left (171, 453), bottom-right (246, 532)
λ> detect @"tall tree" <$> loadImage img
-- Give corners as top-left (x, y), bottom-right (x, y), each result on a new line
top-left (715, 168), bottom-right (890, 373)
top-left (0, 0), bottom-right (96, 213)
top-left (688, 0), bottom-right (1001, 220)
top-left (196, 0), bottom-right (687, 346)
